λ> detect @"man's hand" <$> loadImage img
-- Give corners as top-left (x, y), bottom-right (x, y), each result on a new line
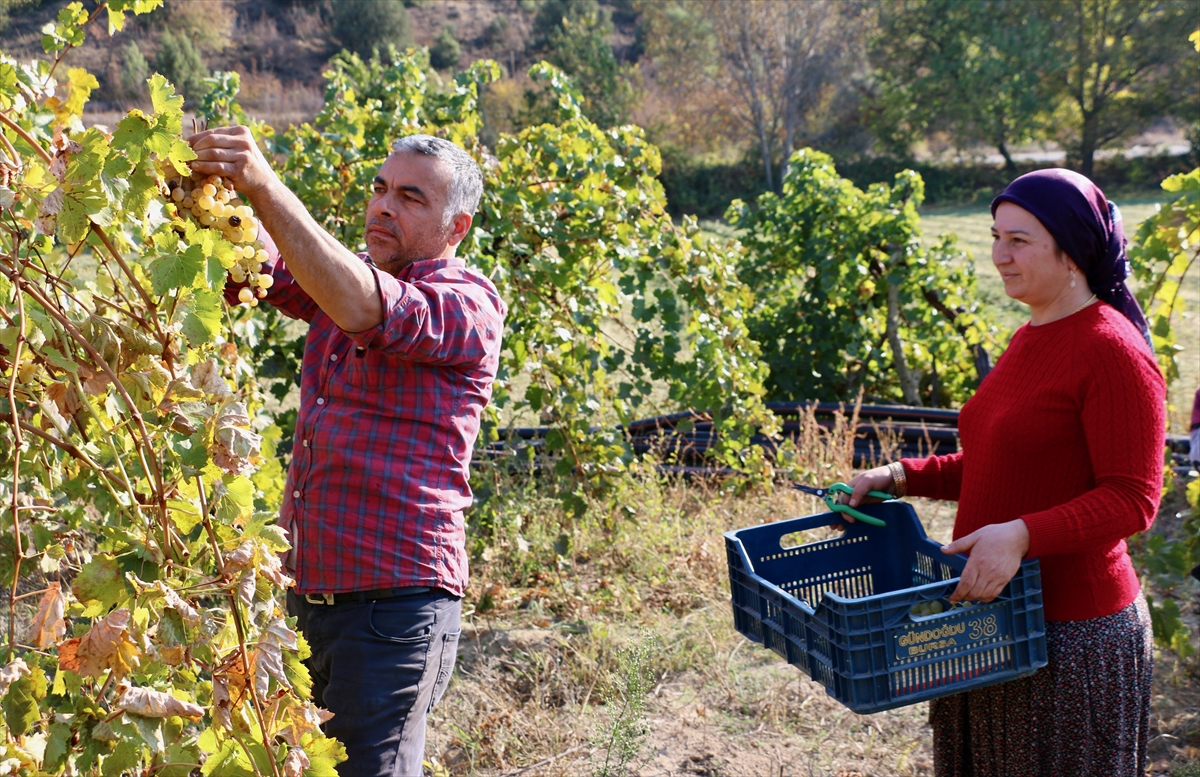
top-left (941, 519), bottom-right (1030, 603)
top-left (188, 126), bottom-right (278, 200)
top-left (186, 125), bottom-right (383, 332)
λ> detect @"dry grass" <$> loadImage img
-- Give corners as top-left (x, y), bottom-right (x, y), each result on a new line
top-left (427, 409), bottom-right (1199, 777)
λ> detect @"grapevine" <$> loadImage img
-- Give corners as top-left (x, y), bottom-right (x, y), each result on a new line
top-left (0, 2), bottom-right (343, 775)
top-left (165, 171), bottom-right (270, 305)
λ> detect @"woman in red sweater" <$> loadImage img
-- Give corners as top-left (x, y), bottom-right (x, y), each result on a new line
top-left (847, 169), bottom-right (1165, 777)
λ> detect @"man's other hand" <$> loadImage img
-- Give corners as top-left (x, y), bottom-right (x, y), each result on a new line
top-left (188, 126), bottom-right (277, 200)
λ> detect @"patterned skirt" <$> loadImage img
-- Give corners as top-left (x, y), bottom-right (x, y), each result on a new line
top-left (930, 594), bottom-right (1153, 777)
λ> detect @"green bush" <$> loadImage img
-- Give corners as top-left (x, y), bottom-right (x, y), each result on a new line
top-left (429, 24), bottom-right (461, 70)
top-left (331, 0), bottom-right (413, 59)
top-left (483, 16), bottom-right (511, 48)
top-left (117, 40), bottom-right (148, 103)
top-left (155, 29), bottom-right (208, 106)
top-left (661, 153), bottom-right (1194, 218)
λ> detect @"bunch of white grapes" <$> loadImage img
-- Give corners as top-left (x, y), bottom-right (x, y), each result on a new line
top-left (167, 174), bottom-right (273, 306)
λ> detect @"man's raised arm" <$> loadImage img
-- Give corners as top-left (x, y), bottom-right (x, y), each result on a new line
top-left (188, 126), bottom-right (384, 333)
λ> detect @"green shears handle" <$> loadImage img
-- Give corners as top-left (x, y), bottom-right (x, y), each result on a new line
top-left (823, 482), bottom-right (893, 527)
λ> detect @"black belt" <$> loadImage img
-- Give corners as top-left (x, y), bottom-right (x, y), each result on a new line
top-left (304, 586), bottom-right (434, 605)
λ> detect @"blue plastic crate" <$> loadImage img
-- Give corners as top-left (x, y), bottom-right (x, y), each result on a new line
top-left (725, 501), bottom-right (1047, 713)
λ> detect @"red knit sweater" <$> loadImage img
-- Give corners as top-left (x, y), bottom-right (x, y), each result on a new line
top-left (901, 303), bottom-right (1165, 622)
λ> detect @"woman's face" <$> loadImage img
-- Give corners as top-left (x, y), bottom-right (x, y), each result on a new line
top-left (991, 202), bottom-right (1077, 309)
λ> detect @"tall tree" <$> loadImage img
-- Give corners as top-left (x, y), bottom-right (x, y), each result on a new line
top-left (639, 0), bottom-right (858, 191)
top-left (1046, 0), bottom-right (1199, 178)
top-left (868, 0), bottom-right (1058, 172)
top-left (526, 0), bottom-right (640, 128)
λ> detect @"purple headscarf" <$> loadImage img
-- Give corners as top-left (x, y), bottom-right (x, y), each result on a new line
top-left (991, 168), bottom-right (1151, 348)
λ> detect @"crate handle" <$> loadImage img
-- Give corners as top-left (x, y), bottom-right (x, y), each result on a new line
top-left (725, 512), bottom-right (849, 575)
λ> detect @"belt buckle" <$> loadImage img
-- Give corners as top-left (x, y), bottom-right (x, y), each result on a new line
top-left (305, 593), bottom-right (335, 605)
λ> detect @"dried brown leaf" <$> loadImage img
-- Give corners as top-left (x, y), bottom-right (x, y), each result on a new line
top-left (116, 684), bottom-right (204, 720)
top-left (222, 540), bottom-right (255, 573)
top-left (26, 582), bottom-right (66, 648)
top-left (212, 672), bottom-right (232, 730)
top-left (236, 567), bottom-right (256, 606)
top-left (279, 701), bottom-right (334, 746)
top-left (191, 359), bottom-right (231, 398)
top-left (46, 382), bottom-right (81, 417)
top-left (59, 608), bottom-right (140, 679)
top-left (153, 581), bottom-right (201, 627)
top-left (282, 748), bottom-right (310, 777)
top-left (258, 551), bottom-right (294, 590)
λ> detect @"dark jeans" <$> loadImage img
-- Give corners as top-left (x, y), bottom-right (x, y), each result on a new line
top-left (287, 589), bottom-right (461, 777)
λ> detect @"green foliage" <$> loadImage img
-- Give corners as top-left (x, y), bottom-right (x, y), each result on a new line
top-left (0, 0), bottom-right (41, 33)
top-left (429, 25), bottom-right (461, 71)
top-left (728, 149), bottom-right (1006, 406)
top-left (155, 28), bottom-right (207, 106)
top-left (330, 0), bottom-right (413, 59)
top-left (1128, 167), bottom-right (1199, 384)
top-left (868, 0), bottom-right (1058, 170)
top-left (271, 53), bottom-right (773, 493)
top-left (1135, 474), bottom-right (1200, 658)
top-left (117, 40), bottom-right (148, 103)
top-left (531, 0), bottom-right (601, 49)
top-left (0, 5), bottom-right (343, 774)
top-left (527, 0), bottom-right (639, 128)
top-left (483, 16), bottom-right (512, 49)
top-left (1043, 0), bottom-right (1199, 178)
top-left (1127, 166), bottom-right (1200, 659)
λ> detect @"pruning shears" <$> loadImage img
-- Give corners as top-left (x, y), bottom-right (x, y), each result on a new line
top-left (791, 482), bottom-right (892, 527)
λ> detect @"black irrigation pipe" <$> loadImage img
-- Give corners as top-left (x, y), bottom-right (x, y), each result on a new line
top-left (486, 403), bottom-right (1195, 474)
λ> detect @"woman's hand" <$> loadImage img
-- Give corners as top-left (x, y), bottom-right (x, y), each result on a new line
top-left (836, 466), bottom-right (897, 524)
top-left (941, 519), bottom-right (1030, 603)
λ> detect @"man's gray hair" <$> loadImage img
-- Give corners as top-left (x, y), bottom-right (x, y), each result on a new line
top-left (391, 135), bottom-right (483, 220)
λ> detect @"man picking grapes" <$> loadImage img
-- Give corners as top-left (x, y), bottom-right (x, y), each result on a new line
top-left (188, 126), bottom-right (506, 776)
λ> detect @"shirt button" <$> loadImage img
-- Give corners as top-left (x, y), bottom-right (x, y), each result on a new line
top-left (303, 439), bottom-right (309, 447)
top-left (292, 490), bottom-right (300, 499)
top-left (316, 397), bottom-right (325, 405)
top-left (330, 354), bottom-right (337, 362)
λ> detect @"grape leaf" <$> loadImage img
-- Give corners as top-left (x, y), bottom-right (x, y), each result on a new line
top-left (215, 476), bottom-right (255, 525)
top-left (65, 127), bottom-right (109, 184)
top-left (151, 245), bottom-right (207, 295)
top-left (112, 112), bottom-right (153, 163)
top-left (149, 74), bottom-right (185, 132)
top-left (43, 721), bottom-right (72, 772)
top-left (100, 154), bottom-right (132, 202)
top-left (301, 735), bottom-right (347, 776)
top-left (101, 739), bottom-right (141, 777)
top-left (60, 186), bottom-right (111, 243)
top-left (2, 667), bottom-right (46, 737)
top-left (201, 737), bottom-right (256, 777)
top-left (72, 553), bottom-right (128, 615)
top-left (180, 288), bottom-right (224, 346)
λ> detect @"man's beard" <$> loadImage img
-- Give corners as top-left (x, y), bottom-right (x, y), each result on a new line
top-left (366, 217), bottom-right (450, 275)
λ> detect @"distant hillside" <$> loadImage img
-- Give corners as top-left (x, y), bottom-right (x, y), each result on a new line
top-left (1, 0), bottom-right (638, 128)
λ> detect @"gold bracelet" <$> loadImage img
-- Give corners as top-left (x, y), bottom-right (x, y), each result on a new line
top-left (887, 461), bottom-right (907, 498)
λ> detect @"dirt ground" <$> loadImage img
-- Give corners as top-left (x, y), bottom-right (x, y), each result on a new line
top-left (424, 490), bottom-right (1200, 777)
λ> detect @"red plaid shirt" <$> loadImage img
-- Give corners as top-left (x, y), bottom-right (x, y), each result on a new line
top-left (240, 232), bottom-right (506, 597)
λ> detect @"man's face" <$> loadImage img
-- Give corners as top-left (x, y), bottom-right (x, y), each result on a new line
top-left (364, 152), bottom-right (455, 274)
